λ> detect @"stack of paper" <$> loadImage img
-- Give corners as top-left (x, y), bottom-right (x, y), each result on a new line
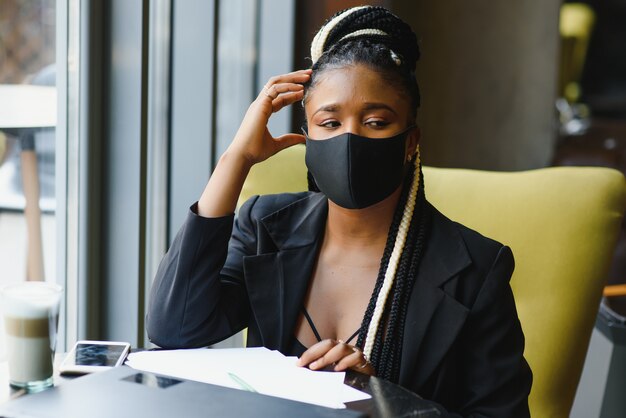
top-left (125, 347), bottom-right (370, 409)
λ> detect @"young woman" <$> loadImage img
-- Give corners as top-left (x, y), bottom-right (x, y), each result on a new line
top-left (147, 6), bottom-right (532, 416)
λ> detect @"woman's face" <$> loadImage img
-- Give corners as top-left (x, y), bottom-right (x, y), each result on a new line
top-left (304, 64), bottom-right (418, 151)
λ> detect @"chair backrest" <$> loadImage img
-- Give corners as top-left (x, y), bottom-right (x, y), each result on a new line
top-left (239, 146), bottom-right (626, 418)
top-left (424, 166), bottom-right (626, 417)
top-left (238, 144), bottom-right (309, 207)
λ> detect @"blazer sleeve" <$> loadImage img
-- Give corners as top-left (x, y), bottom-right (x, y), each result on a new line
top-left (146, 197), bottom-right (260, 349)
top-left (454, 245), bottom-right (533, 417)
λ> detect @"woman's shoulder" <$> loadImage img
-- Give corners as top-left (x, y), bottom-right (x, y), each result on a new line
top-left (238, 191), bottom-right (325, 221)
top-left (424, 201), bottom-right (516, 311)
top-left (427, 201), bottom-right (514, 275)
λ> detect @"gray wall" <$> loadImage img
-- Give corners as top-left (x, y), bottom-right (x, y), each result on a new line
top-left (394, 1), bottom-right (562, 171)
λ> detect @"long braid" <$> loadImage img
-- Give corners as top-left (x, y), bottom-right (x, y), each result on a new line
top-left (384, 163), bottom-right (430, 381)
top-left (379, 214), bottom-right (416, 375)
top-left (364, 156), bottom-right (430, 382)
top-left (390, 180), bottom-right (430, 380)
top-left (366, 164), bottom-right (415, 370)
top-left (355, 168), bottom-right (411, 351)
top-left (363, 157), bottom-right (420, 360)
top-left (306, 6), bottom-right (428, 383)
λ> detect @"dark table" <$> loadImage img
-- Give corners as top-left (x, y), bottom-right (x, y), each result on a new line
top-left (343, 371), bottom-right (445, 417)
top-left (0, 355), bottom-right (445, 417)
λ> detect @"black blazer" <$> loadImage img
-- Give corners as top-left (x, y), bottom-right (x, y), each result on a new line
top-left (147, 192), bottom-right (532, 417)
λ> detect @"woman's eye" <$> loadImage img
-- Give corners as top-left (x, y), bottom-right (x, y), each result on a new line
top-left (319, 120), bottom-right (340, 128)
top-left (366, 120), bottom-right (389, 128)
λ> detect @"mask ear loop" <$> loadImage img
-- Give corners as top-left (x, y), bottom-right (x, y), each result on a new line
top-left (413, 145), bottom-right (421, 166)
top-left (408, 143), bottom-right (419, 163)
top-left (307, 171), bottom-right (320, 192)
top-left (403, 125), bottom-right (418, 164)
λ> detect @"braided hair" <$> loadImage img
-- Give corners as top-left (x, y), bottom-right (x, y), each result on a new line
top-left (305, 5), bottom-right (420, 119)
top-left (304, 6), bottom-right (430, 383)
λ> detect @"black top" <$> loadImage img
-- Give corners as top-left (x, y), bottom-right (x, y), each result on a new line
top-left (146, 192), bottom-right (532, 417)
top-left (287, 307), bottom-right (361, 357)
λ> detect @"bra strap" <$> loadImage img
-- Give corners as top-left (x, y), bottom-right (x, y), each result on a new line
top-left (302, 307), bottom-right (323, 342)
top-left (302, 307), bottom-right (362, 345)
top-left (345, 327), bottom-right (361, 345)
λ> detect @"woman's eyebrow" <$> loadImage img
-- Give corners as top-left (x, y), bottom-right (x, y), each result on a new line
top-left (312, 104), bottom-right (340, 117)
top-left (312, 102), bottom-right (398, 117)
top-left (362, 102), bottom-right (398, 115)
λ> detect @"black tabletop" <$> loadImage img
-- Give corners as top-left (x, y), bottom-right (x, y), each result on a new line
top-left (343, 371), bottom-right (445, 417)
top-left (1, 355), bottom-right (445, 417)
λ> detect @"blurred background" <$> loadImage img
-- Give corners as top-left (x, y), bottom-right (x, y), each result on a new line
top-left (1, 0), bottom-right (625, 415)
top-left (0, 0), bottom-right (56, 281)
top-left (0, 0), bottom-right (57, 372)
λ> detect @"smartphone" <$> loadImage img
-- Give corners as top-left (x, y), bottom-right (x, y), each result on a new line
top-left (59, 340), bottom-right (131, 375)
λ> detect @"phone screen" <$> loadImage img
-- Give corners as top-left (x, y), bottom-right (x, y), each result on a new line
top-left (73, 343), bottom-right (128, 367)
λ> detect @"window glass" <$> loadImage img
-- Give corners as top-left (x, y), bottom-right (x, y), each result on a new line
top-left (0, 0), bottom-right (66, 357)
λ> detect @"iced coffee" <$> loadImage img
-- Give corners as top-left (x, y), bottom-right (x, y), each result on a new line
top-left (1, 282), bottom-right (62, 392)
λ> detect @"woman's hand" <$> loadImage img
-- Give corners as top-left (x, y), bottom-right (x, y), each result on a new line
top-left (296, 339), bottom-right (376, 376)
top-left (196, 69), bottom-right (311, 217)
top-left (228, 69), bottom-right (312, 166)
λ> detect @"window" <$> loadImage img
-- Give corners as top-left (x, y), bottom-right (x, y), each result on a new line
top-left (0, 0), bottom-right (78, 354)
top-left (1, 0), bottom-right (299, 353)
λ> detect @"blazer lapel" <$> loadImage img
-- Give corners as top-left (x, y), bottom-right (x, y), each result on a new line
top-left (243, 194), bottom-right (327, 351)
top-left (278, 246), bottom-right (321, 349)
top-left (244, 195), bottom-right (473, 388)
top-left (399, 204), bottom-right (472, 388)
top-left (244, 253), bottom-right (283, 348)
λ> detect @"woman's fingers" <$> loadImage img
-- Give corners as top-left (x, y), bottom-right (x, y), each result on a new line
top-left (252, 77), bottom-right (308, 119)
top-left (296, 339), bottom-right (376, 376)
top-left (261, 82), bottom-right (303, 102)
top-left (228, 69), bottom-right (310, 165)
top-left (297, 340), bottom-right (353, 370)
top-left (334, 346), bottom-right (373, 374)
top-left (296, 339), bottom-right (338, 368)
top-left (271, 90), bottom-right (304, 112)
top-left (263, 69), bottom-right (312, 90)
top-left (273, 133), bottom-right (305, 151)
top-left (309, 342), bottom-right (355, 370)
top-left (258, 68), bottom-right (311, 108)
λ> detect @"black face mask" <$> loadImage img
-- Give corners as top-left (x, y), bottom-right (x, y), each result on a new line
top-left (305, 127), bottom-right (413, 209)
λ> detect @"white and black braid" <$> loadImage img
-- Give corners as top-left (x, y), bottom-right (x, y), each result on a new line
top-left (363, 152), bottom-right (420, 357)
top-left (304, 6), bottom-right (421, 117)
top-left (310, 6), bottom-right (370, 64)
top-left (355, 152), bottom-right (430, 383)
top-left (309, 5), bottom-right (420, 71)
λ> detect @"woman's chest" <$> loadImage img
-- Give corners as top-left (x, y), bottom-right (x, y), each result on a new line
top-left (301, 251), bottom-right (380, 340)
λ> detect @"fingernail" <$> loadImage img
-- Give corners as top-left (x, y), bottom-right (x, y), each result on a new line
top-left (310, 361), bottom-right (318, 369)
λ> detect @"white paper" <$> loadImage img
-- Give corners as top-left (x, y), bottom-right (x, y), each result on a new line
top-left (125, 347), bottom-right (370, 409)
